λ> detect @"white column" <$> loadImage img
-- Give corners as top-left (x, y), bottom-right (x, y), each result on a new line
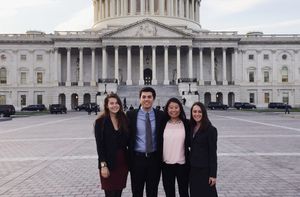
top-left (164, 46), bottom-right (169, 85)
top-left (93, 0), bottom-right (98, 23)
top-left (195, 0), bottom-right (199, 22)
top-left (159, 0), bottom-right (164, 15)
top-left (121, 0), bottom-right (124, 16)
top-left (130, 0), bottom-right (136, 15)
top-left (234, 48), bottom-right (239, 84)
top-left (294, 50), bottom-right (299, 83)
top-left (180, 0), bottom-right (184, 17)
top-left (110, 0), bottom-right (115, 17)
top-left (114, 46), bottom-right (119, 84)
top-left (211, 48), bottom-right (216, 85)
top-left (141, 0), bottom-right (145, 15)
top-left (199, 48), bottom-right (204, 85)
top-left (102, 47), bottom-right (107, 79)
top-left (99, 0), bottom-right (103, 19)
top-left (175, 0), bottom-right (178, 17)
top-left (176, 46), bottom-right (181, 83)
top-left (139, 46), bottom-right (144, 85)
top-left (191, 0), bottom-right (195, 20)
top-left (66, 48), bottom-right (71, 86)
top-left (170, 0), bottom-right (174, 16)
top-left (91, 48), bottom-right (96, 86)
top-left (198, 0), bottom-right (201, 22)
top-left (116, 0), bottom-right (120, 16)
top-left (272, 50), bottom-right (277, 84)
top-left (188, 46), bottom-right (193, 78)
top-left (185, 0), bottom-right (189, 18)
top-left (126, 46), bottom-right (132, 85)
top-left (53, 48), bottom-right (58, 85)
top-left (222, 48), bottom-right (228, 85)
top-left (78, 48), bottom-right (84, 86)
top-left (105, 0), bottom-right (108, 18)
top-left (257, 50), bottom-right (262, 83)
top-left (150, 0), bottom-right (155, 15)
top-left (152, 46), bottom-right (157, 85)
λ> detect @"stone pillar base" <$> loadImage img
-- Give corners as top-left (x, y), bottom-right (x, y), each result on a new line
top-left (223, 80), bottom-right (228, 85)
top-left (139, 80), bottom-right (144, 85)
top-left (211, 80), bottom-right (216, 85)
top-left (91, 81), bottom-right (97, 86)
top-left (66, 81), bottom-right (71, 86)
top-left (163, 80), bottom-right (170, 85)
top-left (78, 81), bottom-right (84, 86)
top-left (52, 81), bottom-right (59, 86)
top-left (152, 79), bottom-right (158, 85)
top-left (126, 80), bottom-right (133, 85)
top-left (198, 80), bottom-right (204, 85)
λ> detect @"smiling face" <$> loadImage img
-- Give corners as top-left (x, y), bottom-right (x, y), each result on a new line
top-left (107, 97), bottom-right (120, 115)
top-left (140, 91), bottom-right (154, 111)
top-left (192, 104), bottom-right (203, 123)
top-left (167, 102), bottom-right (181, 120)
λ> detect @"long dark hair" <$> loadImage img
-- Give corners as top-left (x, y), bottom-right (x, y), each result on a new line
top-left (190, 102), bottom-right (211, 132)
top-left (95, 93), bottom-right (128, 132)
top-left (164, 97), bottom-right (186, 121)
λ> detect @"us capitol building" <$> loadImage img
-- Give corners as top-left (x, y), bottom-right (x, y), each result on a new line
top-left (0, 0), bottom-right (299, 109)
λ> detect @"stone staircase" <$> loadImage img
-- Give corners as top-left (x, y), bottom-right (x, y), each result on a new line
top-left (117, 85), bottom-right (182, 109)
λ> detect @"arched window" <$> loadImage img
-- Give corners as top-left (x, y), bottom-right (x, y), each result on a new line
top-left (282, 67), bottom-right (288, 82)
top-left (0, 67), bottom-right (7, 84)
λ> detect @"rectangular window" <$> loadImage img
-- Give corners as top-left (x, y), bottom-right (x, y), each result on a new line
top-left (282, 73), bottom-right (288, 82)
top-left (0, 95), bottom-right (6, 105)
top-left (21, 95), bottom-right (26, 106)
top-left (249, 72), bottom-right (254, 82)
top-left (264, 93), bottom-right (270, 103)
top-left (263, 54), bottom-right (269, 60)
top-left (20, 72), bottom-right (26, 84)
top-left (248, 54), bottom-right (254, 60)
top-left (264, 71), bottom-right (269, 83)
top-left (20, 55), bottom-right (27, 61)
top-left (282, 92), bottom-right (289, 104)
top-left (37, 95), bottom-right (43, 105)
top-left (36, 55), bottom-right (43, 61)
top-left (37, 72), bottom-right (43, 84)
top-left (249, 93), bottom-right (255, 103)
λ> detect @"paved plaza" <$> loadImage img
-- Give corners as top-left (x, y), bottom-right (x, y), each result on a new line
top-left (0, 110), bottom-right (300, 197)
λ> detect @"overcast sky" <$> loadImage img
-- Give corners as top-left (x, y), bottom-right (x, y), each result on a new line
top-left (0, 0), bottom-right (300, 34)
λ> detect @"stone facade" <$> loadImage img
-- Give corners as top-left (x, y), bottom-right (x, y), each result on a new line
top-left (0, 0), bottom-right (299, 110)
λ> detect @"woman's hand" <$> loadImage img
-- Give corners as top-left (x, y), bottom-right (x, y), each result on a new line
top-left (208, 177), bottom-right (217, 186)
top-left (100, 167), bottom-right (110, 178)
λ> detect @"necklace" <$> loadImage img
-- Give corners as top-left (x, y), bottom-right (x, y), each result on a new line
top-left (168, 119), bottom-right (182, 124)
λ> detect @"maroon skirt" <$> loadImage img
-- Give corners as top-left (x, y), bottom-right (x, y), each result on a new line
top-left (100, 149), bottom-right (128, 190)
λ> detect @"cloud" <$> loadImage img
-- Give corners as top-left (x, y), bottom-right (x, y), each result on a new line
top-left (54, 5), bottom-right (93, 31)
top-left (202, 0), bottom-right (270, 16)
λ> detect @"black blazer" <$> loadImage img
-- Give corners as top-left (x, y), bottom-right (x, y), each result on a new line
top-left (190, 124), bottom-right (218, 178)
top-left (126, 108), bottom-right (164, 163)
top-left (159, 118), bottom-right (190, 165)
top-left (94, 117), bottom-right (128, 170)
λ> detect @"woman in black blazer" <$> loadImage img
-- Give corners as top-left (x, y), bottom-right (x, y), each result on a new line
top-left (94, 93), bottom-right (129, 197)
top-left (189, 102), bottom-right (218, 197)
top-left (160, 97), bottom-right (190, 197)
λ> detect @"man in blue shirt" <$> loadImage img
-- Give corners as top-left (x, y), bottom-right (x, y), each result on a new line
top-left (127, 87), bottom-right (164, 197)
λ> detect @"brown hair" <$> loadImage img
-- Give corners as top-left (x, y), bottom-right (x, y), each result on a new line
top-left (190, 102), bottom-right (211, 132)
top-left (95, 93), bottom-right (128, 132)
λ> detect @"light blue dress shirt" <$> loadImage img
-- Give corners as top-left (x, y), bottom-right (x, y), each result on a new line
top-left (135, 107), bottom-right (157, 152)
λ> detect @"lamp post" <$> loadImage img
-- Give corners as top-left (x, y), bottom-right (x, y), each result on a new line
top-left (104, 84), bottom-right (107, 95)
top-left (188, 83), bottom-right (192, 95)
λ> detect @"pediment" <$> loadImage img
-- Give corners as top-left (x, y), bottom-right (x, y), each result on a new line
top-left (103, 19), bottom-right (192, 38)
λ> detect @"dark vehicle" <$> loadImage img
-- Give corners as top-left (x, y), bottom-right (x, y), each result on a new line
top-left (268, 102), bottom-right (292, 109)
top-left (75, 103), bottom-right (100, 112)
top-left (21, 104), bottom-right (46, 111)
top-left (233, 102), bottom-right (243, 109)
top-left (234, 102), bottom-right (256, 109)
top-left (208, 102), bottom-right (228, 110)
top-left (0, 105), bottom-right (16, 117)
top-left (49, 104), bottom-right (67, 114)
top-left (241, 102), bottom-right (256, 109)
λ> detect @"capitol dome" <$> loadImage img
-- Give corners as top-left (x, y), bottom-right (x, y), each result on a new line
top-left (92, 0), bottom-right (202, 31)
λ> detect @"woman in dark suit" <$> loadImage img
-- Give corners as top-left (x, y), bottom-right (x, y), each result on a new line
top-left (94, 93), bottom-right (129, 197)
top-left (189, 102), bottom-right (218, 197)
top-left (160, 97), bottom-right (190, 197)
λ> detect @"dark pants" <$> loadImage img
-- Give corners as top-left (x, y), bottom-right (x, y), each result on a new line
top-left (162, 163), bottom-right (189, 197)
top-left (104, 190), bottom-right (122, 197)
top-left (130, 152), bottom-right (161, 197)
top-left (190, 167), bottom-right (218, 197)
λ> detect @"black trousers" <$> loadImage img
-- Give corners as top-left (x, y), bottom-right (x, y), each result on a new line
top-left (190, 167), bottom-right (218, 197)
top-left (130, 152), bottom-right (161, 197)
top-left (162, 163), bottom-right (189, 197)
top-left (104, 190), bottom-right (122, 197)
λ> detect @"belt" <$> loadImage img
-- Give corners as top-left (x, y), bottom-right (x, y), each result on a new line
top-left (134, 151), bottom-right (157, 158)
